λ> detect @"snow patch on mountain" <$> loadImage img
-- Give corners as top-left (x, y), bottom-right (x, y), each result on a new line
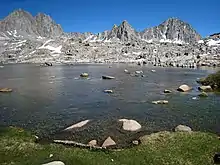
top-left (207, 39), bottom-right (220, 46)
top-left (38, 40), bottom-right (62, 54)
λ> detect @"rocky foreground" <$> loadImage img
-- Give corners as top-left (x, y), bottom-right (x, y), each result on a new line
top-left (0, 126), bottom-right (219, 165)
top-left (0, 9), bottom-right (220, 67)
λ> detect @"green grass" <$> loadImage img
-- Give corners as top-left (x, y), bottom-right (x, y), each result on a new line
top-left (199, 70), bottom-right (220, 91)
top-left (0, 127), bottom-right (219, 165)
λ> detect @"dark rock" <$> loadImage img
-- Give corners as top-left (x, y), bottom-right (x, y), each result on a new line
top-left (102, 75), bottom-right (115, 80)
top-left (213, 153), bottom-right (220, 164)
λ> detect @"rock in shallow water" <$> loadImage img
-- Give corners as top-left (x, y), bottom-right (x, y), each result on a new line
top-left (177, 84), bottom-right (192, 92)
top-left (102, 136), bottom-right (116, 147)
top-left (198, 85), bottom-right (212, 92)
top-left (135, 70), bottom-right (143, 74)
top-left (42, 161), bottom-right (65, 165)
top-left (175, 125), bottom-right (192, 132)
top-left (104, 89), bottom-right (113, 93)
top-left (119, 119), bottom-right (142, 131)
top-left (64, 120), bottom-right (90, 131)
top-left (164, 89), bottom-right (172, 93)
top-left (80, 73), bottom-right (89, 77)
top-left (0, 88), bottom-right (13, 92)
top-left (102, 75), bottom-right (115, 79)
top-left (152, 100), bottom-right (169, 104)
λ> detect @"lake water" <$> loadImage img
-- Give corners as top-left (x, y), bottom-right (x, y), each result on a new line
top-left (0, 64), bottom-right (219, 147)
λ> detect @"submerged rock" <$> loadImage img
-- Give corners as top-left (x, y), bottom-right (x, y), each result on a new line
top-left (102, 75), bottom-right (115, 80)
top-left (64, 120), bottom-right (90, 131)
top-left (80, 73), bottom-right (89, 77)
top-left (177, 84), bottom-right (192, 92)
top-left (198, 85), bottom-right (212, 92)
top-left (102, 136), bottom-right (116, 147)
top-left (152, 100), bottom-right (169, 104)
top-left (42, 161), bottom-right (65, 165)
top-left (198, 92), bottom-right (208, 97)
top-left (192, 97), bottom-right (197, 100)
top-left (124, 69), bottom-right (130, 74)
top-left (0, 88), bottom-right (13, 92)
top-left (174, 125), bottom-right (192, 132)
top-left (119, 119), bottom-right (142, 131)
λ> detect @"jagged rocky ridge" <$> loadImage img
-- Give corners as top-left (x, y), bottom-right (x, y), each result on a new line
top-left (0, 9), bottom-right (219, 67)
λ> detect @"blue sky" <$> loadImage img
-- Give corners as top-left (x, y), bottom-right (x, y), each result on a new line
top-left (0, 0), bottom-right (219, 37)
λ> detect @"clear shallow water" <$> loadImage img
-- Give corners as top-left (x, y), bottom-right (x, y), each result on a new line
top-left (0, 64), bottom-right (219, 147)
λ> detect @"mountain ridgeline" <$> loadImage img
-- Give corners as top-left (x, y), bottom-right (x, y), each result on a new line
top-left (0, 9), bottom-right (63, 38)
top-left (0, 9), bottom-right (202, 43)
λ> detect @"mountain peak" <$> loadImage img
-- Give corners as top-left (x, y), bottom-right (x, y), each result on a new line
top-left (35, 12), bottom-right (63, 38)
top-left (120, 20), bottom-right (131, 27)
top-left (141, 17), bottom-right (201, 43)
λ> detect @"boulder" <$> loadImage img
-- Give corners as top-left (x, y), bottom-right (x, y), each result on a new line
top-left (0, 88), bottom-right (12, 92)
top-left (64, 120), bottom-right (90, 131)
top-left (152, 100), bottom-right (169, 104)
top-left (102, 75), bottom-right (115, 80)
top-left (174, 125), bottom-right (192, 132)
top-left (151, 70), bottom-right (156, 73)
top-left (42, 161), bottom-right (65, 165)
top-left (119, 119), bottom-right (141, 131)
top-left (198, 92), bottom-right (208, 97)
top-left (80, 73), bottom-right (89, 77)
top-left (177, 84), bottom-right (192, 92)
top-left (164, 89), bottom-right (172, 93)
top-left (198, 86), bottom-right (212, 92)
top-left (102, 136), bottom-right (116, 147)
top-left (88, 140), bottom-right (97, 146)
top-left (104, 89), bottom-right (113, 93)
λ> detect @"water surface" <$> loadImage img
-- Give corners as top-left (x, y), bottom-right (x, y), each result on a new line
top-left (0, 64), bottom-right (219, 146)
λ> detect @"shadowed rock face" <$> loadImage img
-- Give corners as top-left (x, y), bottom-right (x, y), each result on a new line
top-left (0, 9), bottom-right (63, 38)
top-left (35, 13), bottom-right (63, 38)
top-left (140, 18), bottom-right (201, 43)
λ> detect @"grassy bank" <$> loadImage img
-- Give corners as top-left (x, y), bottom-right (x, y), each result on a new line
top-left (0, 127), bottom-right (219, 165)
top-left (199, 70), bottom-right (220, 91)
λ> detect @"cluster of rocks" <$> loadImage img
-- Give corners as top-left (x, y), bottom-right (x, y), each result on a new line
top-left (0, 9), bottom-right (219, 67)
top-left (60, 118), bottom-right (142, 148)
